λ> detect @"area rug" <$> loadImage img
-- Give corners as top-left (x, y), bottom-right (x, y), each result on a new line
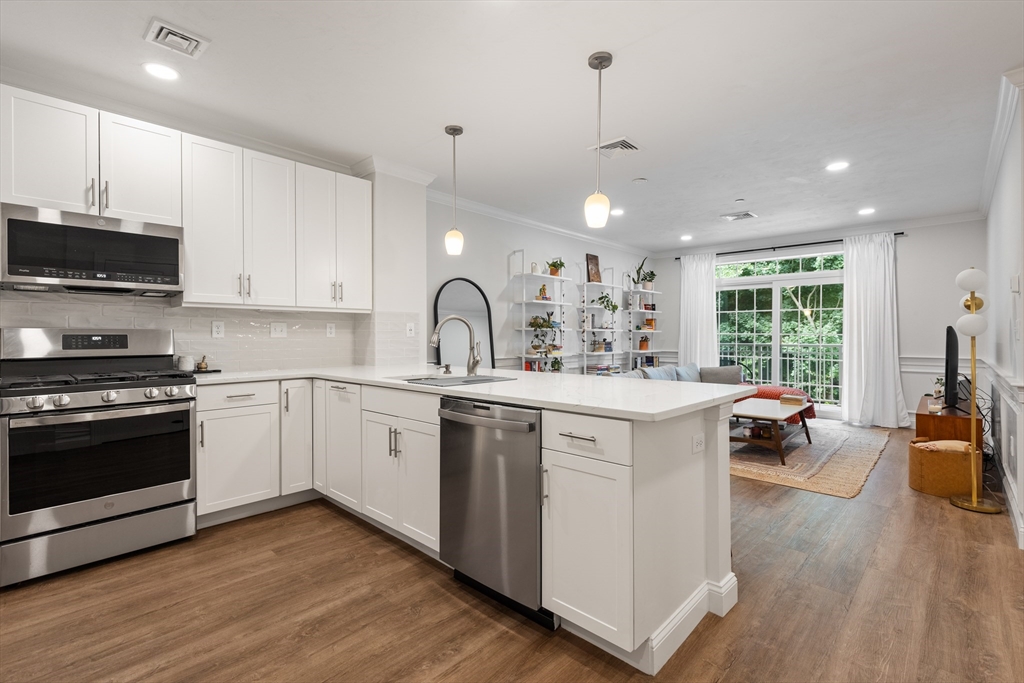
top-left (729, 421), bottom-right (890, 498)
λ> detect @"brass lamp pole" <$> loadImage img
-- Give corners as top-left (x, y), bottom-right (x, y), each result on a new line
top-left (950, 267), bottom-right (1001, 514)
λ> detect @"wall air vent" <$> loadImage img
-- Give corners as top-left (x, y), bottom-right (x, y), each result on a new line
top-left (720, 211), bottom-right (759, 221)
top-left (144, 19), bottom-right (211, 59)
top-left (587, 136), bottom-right (642, 159)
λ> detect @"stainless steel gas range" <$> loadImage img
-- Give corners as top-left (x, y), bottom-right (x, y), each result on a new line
top-left (0, 328), bottom-right (196, 586)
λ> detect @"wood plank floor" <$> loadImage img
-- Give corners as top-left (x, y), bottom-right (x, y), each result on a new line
top-left (1, 428), bottom-right (1021, 683)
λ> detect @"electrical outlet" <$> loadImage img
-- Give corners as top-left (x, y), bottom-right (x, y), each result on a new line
top-left (211, 321), bottom-right (225, 339)
top-left (270, 322), bottom-right (287, 338)
top-left (406, 323), bottom-right (415, 338)
top-left (692, 432), bottom-right (705, 453)
top-left (326, 323), bottom-right (336, 338)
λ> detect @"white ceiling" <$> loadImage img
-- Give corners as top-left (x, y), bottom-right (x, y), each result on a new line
top-left (1, 1), bottom-right (1021, 253)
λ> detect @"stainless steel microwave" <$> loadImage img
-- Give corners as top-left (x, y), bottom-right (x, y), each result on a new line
top-left (1, 203), bottom-right (183, 296)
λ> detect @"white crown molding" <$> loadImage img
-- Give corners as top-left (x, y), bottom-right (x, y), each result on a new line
top-left (658, 210), bottom-right (986, 258)
top-left (425, 189), bottom-right (651, 257)
top-left (352, 156), bottom-right (436, 186)
top-left (979, 67), bottom-right (1024, 216)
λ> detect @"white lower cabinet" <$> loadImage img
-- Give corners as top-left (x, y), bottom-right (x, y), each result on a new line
top-left (197, 403), bottom-right (281, 515)
top-left (312, 380), bottom-right (328, 494)
top-left (361, 410), bottom-right (440, 551)
top-left (280, 379), bottom-right (313, 495)
top-left (325, 382), bottom-right (362, 510)
top-left (541, 447), bottom-right (633, 651)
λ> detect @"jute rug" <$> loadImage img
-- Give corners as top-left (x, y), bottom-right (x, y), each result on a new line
top-left (729, 420), bottom-right (890, 498)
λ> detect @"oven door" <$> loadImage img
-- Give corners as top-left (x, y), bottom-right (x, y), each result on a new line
top-left (1, 402), bottom-right (195, 542)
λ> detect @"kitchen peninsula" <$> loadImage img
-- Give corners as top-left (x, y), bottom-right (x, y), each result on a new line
top-left (195, 365), bottom-right (756, 675)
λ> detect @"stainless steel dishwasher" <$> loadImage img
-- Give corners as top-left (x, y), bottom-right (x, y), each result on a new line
top-left (439, 397), bottom-right (557, 628)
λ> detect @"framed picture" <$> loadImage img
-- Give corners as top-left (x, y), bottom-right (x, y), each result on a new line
top-left (586, 253), bottom-right (602, 283)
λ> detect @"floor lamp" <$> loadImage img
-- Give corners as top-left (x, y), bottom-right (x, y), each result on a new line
top-left (951, 267), bottom-right (1001, 514)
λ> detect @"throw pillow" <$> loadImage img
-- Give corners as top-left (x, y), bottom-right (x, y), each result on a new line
top-left (674, 362), bottom-right (702, 383)
top-left (643, 365), bottom-right (678, 382)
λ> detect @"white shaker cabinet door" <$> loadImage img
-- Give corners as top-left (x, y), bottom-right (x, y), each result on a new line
top-left (197, 404), bottom-right (281, 515)
top-left (280, 379), bottom-right (313, 495)
top-left (361, 411), bottom-right (399, 529)
top-left (181, 134), bottom-right (244, 304)
top-left (396, 418), bottom-right (440, 551)
top-left (99, 112), bottom-right (182, 226)
top-left (541, 448), bottom-right (633, 651)
top-left (325, 382), bottom-right (362, 510)
top-left (296, 163), bottom-right (337, 308)
top-left (336, 173), bottom-right (373, 312)
top-left (312, 380), bottom-right (327, 494)
top-left (0, 85), bottom-right (99, 214)
top-left (243, 150), bottom-right (295, 307)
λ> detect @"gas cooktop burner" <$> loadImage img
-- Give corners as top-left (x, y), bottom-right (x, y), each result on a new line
top-left (0, 374), bottom-right (77, 390)
top-left (134, 369), bottom-right (193, 381)
top-left (70, 372), bottom-right (140, 384)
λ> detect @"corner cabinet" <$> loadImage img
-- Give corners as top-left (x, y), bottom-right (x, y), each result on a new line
top-left (280, 379), bottom-right (313, 495)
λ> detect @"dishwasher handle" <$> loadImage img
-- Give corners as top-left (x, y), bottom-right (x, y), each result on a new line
top-left (438, 408), bottom-right (536, 433)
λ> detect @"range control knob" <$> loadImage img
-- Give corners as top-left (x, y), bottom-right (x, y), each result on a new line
top-left (53, 394), bottom-right (71, 408)
top-left (144, 388), bottom-right (160, 399)
top-left (165, 386), bottom-right (180, 397)
top-left (101, 390), bottom-right (119, 403)
top-left (26, 396), bottom-right (46, 410)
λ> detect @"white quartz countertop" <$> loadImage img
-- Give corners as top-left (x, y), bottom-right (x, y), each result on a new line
top-left (195, 365), bottom-right (756, 422)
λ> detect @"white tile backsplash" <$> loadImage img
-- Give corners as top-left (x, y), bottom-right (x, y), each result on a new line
top-left (0, 291), bottom-right (365, 372)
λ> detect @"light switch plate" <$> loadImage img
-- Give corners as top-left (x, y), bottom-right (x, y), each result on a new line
top-left (692, 432), bottom-right (705, 453)
top-left (406, 323), bottom-right (415, 338)
top-left (270, 322), bottom-right (287, 338)
top-left (326, 323), bottom-right (336, 338)
top-left (211, 321), bottom-right (225, 339)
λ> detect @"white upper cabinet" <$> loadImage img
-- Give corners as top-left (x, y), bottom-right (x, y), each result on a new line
top-left (336, 173), bottom-right (373, 311)
top-left (295, 163), bottom-right (337, 308)
top-left (1, 85), bottom-right (99, 214)
top-left (243, 150), bottom-right (295, 307)
top-left (182, 134), bottom-right (244, 305)
top-left (99, 112), bottom-right (182, 226)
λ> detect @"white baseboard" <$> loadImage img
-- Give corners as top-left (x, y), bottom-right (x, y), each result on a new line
top-left (196, 489), bottom-right (321, 529)
top-left (1003, 474), bottom-right (1024, 550)
top-left (319, 496), bottom-right (442, 561)
top-left (707, 572), bottom-right (738, 615)
top-left (561, 580), bottom-right (712, 676)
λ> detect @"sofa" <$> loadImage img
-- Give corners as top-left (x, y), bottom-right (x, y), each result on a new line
top-left (619, 363), bottom-right (816, 424)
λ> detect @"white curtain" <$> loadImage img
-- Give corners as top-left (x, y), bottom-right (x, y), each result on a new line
top-left (842, 232), bottom-right (910, 428)
top-left (678, 253), bottom-right (719, 367)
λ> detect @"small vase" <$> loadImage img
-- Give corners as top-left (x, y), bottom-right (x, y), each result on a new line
top-left (639, 342), bottom-right (649, 351)
top-left (642, 282), bottom-right (654, 291)
top-left (549, 267), bottom-right (559, 276)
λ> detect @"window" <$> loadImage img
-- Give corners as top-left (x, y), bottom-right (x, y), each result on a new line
top-left (716, 252), bottom-right (844, 409)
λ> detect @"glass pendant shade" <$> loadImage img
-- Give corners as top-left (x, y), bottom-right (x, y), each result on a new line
top-left (956, 313), bottom-right (988, 337)
top-left (585, 191), bottom-right (610, 228)
top-left (445, 228), bottom-right (464, 256)
top-left (956, 268), bottom-right (987, 292)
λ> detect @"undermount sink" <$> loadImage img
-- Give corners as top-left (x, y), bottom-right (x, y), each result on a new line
top-left (391, 375), bottom-right (517, 387)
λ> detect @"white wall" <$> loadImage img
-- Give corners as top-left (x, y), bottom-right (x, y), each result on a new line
top-left (425, 199), bottom-right (650, 369)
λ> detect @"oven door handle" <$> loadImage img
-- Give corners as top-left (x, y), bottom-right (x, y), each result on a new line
top-left (8, 402), bottom-right (192, 429)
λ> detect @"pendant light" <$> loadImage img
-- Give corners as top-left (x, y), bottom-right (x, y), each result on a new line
top-left (444, 125), bottom-right (464, 255)
top-left (585, 51), bottom-right (612, 228)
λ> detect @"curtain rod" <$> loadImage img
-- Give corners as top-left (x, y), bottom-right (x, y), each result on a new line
top-left (674, 232), bottom-right (905, 260)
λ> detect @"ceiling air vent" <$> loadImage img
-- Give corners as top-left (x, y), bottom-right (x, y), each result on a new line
top-left (720, 211), bottom-right (759, 221)
top-left (587, 136), bottom-right (642, 159)
top-left (144, 19), bottom-right (211, 59)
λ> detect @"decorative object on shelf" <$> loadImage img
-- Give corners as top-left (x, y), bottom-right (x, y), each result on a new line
top-left (531, 261), bottom-right (540, 274)
top-left (196, 355), bottom-right (208, 372)
top-left (645, 317), bottom-right (656, 330)
top-left (547, 258), bottom-right (566, 276)
top-left (593, 292), bottom-right (619, 314)
top-left (641, 267), bottom-right (656, 291)
top-left (586, 253), bottom-right (602, 282)
top-left (584, 51), bottom-right (613, 228)
top-left (536, 284), bottom-right (549, 301)
top-left (550, 357), bottom-right (563, 373)
top-left (933, 376), bottom-right (945, 398)
top-left (950, 267), bottom-right (1000, 514)
top-left (638, 336), bottom-right (650, 351)
top-left (444, 125), bottom-right (465, 255)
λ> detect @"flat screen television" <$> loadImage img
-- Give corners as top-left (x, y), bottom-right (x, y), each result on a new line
top-left (944, 325), bottom-right (959, 408)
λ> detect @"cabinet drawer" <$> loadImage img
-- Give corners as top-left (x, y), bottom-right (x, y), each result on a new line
top-left (362, 386), bottom-right (439, 425)
top-left (197, 381), bottom-right (279, 411)
top-left (542, 411), bottom-right (631, 466)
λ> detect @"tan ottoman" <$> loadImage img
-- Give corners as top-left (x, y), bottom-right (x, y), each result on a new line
top-left (907, 437), bottom-right (975, 497)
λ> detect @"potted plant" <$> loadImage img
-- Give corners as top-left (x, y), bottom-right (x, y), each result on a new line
top-left (631, 257), bottom-right (649, 289)
top-left (641, 267), bottom-right (656, 291)
top-left (547, 258), bottom-right (566, 277)
top-left (550, 357), bottom-right (563, 373)
top-left (593, 292), bottom-right (619, 314)
top-left (639, 335), bottom-right (650, 351)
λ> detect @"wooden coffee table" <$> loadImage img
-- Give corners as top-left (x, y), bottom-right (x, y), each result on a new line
top-left (730, 398), bottom-right (812, 465)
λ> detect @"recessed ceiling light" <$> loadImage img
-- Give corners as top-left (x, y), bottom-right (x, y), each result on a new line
top-left (610, 208), bottom-right (624, 216)
top-left (144, 63), bottom-right (179, 80)
top-left (632, 177), bottom-right (647, 184)
top-left (735, 198), bottom-right (745, 203)
top-left (858, 207), bottom-right (875, 215)
top-left (680, 235), bottom-right (693, 241)
top-left (826, 161), bottom-right (849, 171)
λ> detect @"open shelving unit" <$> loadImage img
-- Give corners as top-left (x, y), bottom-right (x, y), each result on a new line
top-left (624, 284), bottom-right (674, 369)
top-left (577, 271), bottom-right (625, 375)
top-left (508, 250), bottom-right (578, 372)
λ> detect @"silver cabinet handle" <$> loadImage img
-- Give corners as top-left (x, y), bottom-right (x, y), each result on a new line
top-left (89, 178), bottom-right (96, 207)
top-left (394, 428), bottom-right (401, 457)
top-left (246, 274), bottom-right (252, 298)
top-left (388, 427), bottom-right (395, 458)
top-left (331, 281), bottom-right (336, 302)
top-left (238, 274), bottom-right (242, 297)
top-left (339, 282), bottom-right (343, 302)
top-left (284, 388), bottom-right (290, 413)
top-left (199, 420), bottom-right (205, 448)
top-left (559, 431), bottom-right (597, 443)
top-left (542, 467), bottom-right (550, 507)
top-left (329, 385), bottom-right (354, 394)
top-left (104, 180), bottom-right (109, 209)
top-left (225, 393), bottom-right (256, 399)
